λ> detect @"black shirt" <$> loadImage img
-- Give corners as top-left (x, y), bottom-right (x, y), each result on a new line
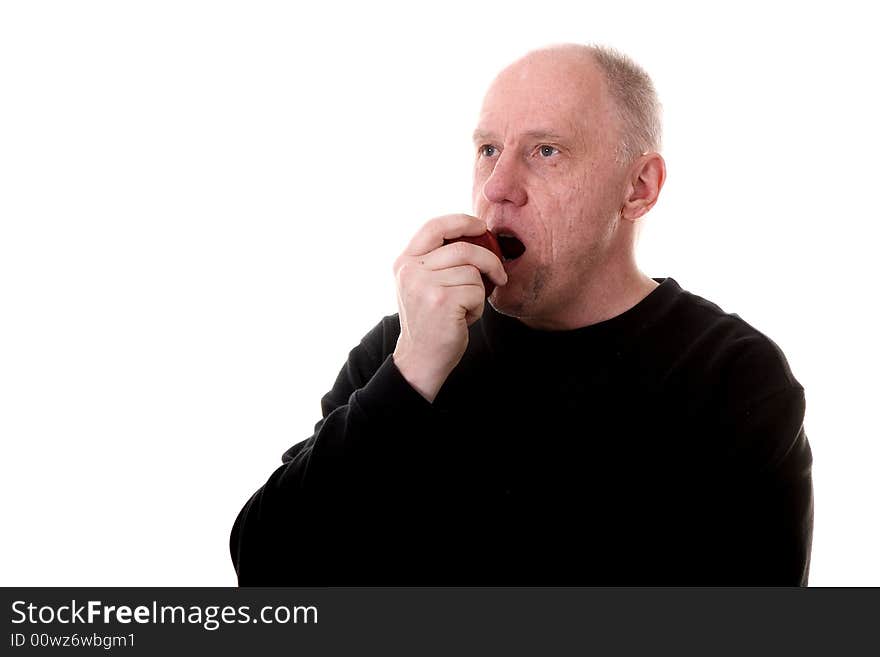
top-left (230, 278), bottom-right (813, 585)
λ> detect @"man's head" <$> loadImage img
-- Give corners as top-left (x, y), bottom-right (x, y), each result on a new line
top-left (472, 44), bottom-right (665, 328)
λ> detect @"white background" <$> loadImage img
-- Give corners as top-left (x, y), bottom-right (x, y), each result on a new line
top-left (1, 0), bottom-right (877, 586)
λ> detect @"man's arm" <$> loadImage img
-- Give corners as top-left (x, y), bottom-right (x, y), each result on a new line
top-left (229, 315), bottom-right (438, 586)
top-left (231, 213), bottom-right (507, 585)
top-left (716, 383), bottom-right (814, 585)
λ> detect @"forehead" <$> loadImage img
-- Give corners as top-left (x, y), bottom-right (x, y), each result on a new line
top-left (476, 50), bottom-right (615, 142)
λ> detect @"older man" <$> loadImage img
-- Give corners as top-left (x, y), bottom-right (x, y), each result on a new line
top-left (231, 44), bottom-right (813, 585)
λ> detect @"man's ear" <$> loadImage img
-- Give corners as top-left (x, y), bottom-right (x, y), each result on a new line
top-left (621, 153), bottom-right (666, 222)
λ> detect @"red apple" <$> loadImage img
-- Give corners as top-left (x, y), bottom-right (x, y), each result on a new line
top-left (443, 231), bottom-right (503, 296)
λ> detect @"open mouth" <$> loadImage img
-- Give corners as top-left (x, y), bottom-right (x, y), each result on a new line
top-left (497, 234), bottom-right (526, 262)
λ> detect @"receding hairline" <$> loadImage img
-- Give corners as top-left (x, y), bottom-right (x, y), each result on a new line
top-left (493, 43), bottom-right (663, 164)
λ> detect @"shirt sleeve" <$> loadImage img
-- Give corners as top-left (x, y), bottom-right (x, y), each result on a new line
top-left (229, 315), bottom-right (440, 586)
top-left (715, 384), bottom-right (814, 585)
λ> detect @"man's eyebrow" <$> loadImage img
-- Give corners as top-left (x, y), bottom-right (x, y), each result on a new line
top-left (522, 130), bottom-right (569, 142)
top-left (472, 129), bottom-right (496, 143)
top-left (471, 129), bottom-right (570, 143)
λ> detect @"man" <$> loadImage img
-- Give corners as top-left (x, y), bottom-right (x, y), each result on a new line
top-left (231, 44), bottom-right (813, 585)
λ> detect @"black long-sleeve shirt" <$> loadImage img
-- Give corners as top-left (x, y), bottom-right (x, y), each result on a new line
top-left (230, 277), bottom-right (814, 585)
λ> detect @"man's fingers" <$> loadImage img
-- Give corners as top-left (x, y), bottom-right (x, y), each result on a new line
top-left (420, 241), bottom-right (508, 287)
top-left (403, 214), bottom-right (487, 257)
top-left (430, 264), bottom-right (484, 288)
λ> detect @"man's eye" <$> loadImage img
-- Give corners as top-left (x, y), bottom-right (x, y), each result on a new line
top-left (538, 145), bottom-right (559, 157)
top-left (479, 145), bottom-right (497, 157)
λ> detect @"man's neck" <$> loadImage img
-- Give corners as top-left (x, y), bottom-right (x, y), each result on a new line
top-left (519, 263), bottom-right (658, 332)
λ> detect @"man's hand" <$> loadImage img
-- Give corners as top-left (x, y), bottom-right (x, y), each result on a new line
top-left (392, 214), bottom-right (507, 403)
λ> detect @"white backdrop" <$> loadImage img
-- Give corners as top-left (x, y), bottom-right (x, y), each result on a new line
top-left (1, 0), bottom-right (877, 586)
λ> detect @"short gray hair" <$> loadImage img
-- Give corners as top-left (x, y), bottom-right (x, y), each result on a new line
top-left (587, 44), bottom-right (663, 165)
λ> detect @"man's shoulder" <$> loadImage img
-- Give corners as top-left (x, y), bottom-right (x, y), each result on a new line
top-left (658, 280), bottom-right (802, 395)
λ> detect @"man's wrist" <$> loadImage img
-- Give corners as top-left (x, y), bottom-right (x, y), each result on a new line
top-left (391, 349), bottom-right (447, 404)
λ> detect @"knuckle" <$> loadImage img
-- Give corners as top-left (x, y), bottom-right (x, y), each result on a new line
top-left (426, 215), bottom-right (447, 233)
top-left (395, 262), bottom-right (421, 293)
top-left (394, 259), bottom-right (410, 279)
top-left (392, 255), bottom-right (405, 275)
top-left (427, 287), bottom-right (447, 307)
top-left (467, 264), bottom-right (482, 282)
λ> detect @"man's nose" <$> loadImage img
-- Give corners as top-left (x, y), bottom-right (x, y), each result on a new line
top-left (481, 151), bottom-right (527, 206)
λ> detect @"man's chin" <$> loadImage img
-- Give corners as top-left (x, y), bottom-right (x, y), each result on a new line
top-left (488, 287), bottom-right (527, 318)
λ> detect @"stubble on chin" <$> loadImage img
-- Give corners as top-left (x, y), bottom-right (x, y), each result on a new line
top-left (490, 263), bottom-right (550, 319)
